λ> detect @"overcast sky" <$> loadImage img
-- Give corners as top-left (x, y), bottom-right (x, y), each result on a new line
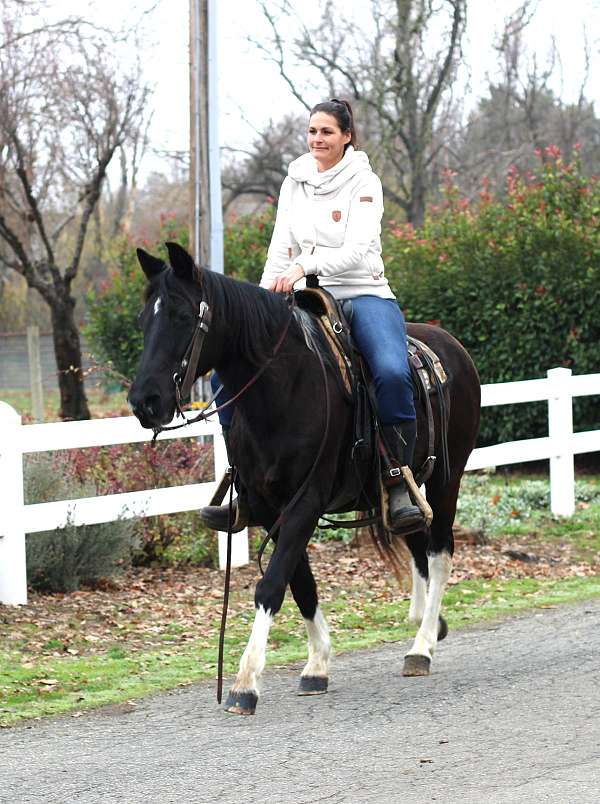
top-left (41, 0), bottom-right (600, 177)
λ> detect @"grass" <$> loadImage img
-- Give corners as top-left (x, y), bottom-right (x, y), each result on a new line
top-left (0, 388), bottom-right (129, 420)
top-left (2, 573), bottom-right (600, 727)
top-left (1, 469), bottom-right (599, 727)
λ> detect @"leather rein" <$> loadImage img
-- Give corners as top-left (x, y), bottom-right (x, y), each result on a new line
top-left (146, 288), bottom-right (335, 705)
top-left (150, 293), bottom-right (296, 442)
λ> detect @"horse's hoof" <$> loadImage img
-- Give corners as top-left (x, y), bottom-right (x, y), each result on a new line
top-left (298, 675), bottom-right (328, 696)
top-left (403, 654), bottom-right (431, 677)
top-left (438, 615), bottom-right (448, 642)
top-left (224, 690), bottom-right (258, 715)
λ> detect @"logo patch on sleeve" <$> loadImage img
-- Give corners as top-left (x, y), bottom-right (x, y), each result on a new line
top-left (332, 210), bottom-right (342, 222)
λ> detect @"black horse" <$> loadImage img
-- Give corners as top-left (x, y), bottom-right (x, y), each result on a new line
top-left (129, 242), bottom-right (480, 715)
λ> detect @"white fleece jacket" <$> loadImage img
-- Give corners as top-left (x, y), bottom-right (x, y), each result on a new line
top-left (259, 146), bottom-right (395, 300)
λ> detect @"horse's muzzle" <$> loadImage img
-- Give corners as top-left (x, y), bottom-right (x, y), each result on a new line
top-left (128, 389), bottom-right (173, 429)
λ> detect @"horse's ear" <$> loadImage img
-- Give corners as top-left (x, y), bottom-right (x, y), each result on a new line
top-left (165, 242), bottom-right (197, 281)
top-left (136, 248), bottom-right (165, 280)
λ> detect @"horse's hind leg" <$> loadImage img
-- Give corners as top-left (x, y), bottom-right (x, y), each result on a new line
top-left (404, 533), bottom-right (448, 638)
top-left (290, 550), bottom-right (330, 695)
top-left (405, 534), bottom-right (428, 627)
top-left (403, 476), bottom-right (459, 677)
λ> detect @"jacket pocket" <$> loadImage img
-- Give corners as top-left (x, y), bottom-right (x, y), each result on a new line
top-left (315, 199), bottom-right (349, 247)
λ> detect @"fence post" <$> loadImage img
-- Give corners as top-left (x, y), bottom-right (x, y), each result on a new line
top-left (213, 428), bottom-right (249, 570)
top-left (27, 324), bottom-right (44, 422)
top-left (547, 367), bottom-right (575, 516)
top-left (0, 402), bottom-right (27, 605)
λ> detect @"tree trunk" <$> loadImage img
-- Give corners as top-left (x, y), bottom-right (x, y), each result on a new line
top-left (50, 293), bottom-right (90, 420)
top-left (409, 169), bottom-right (426, 228)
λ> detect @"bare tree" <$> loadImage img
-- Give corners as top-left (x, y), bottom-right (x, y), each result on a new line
top-left (454, 3), bottom-right (599, 196)
top-left (221, 112), bottom-right (307, 212)
top-left (252, 0), bottom-right (466, 225)
top-left (0, 3), bottom-right (150, 419)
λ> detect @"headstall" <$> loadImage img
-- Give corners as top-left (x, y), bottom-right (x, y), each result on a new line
top-left (151, 293), bottom-right (296, 442)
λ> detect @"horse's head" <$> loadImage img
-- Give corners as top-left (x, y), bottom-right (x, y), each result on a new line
top-left (129, 241), bottom-right (213, 429)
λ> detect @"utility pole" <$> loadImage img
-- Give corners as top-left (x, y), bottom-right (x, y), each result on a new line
top-left (189, 0), bottom-right (223, 406)
top-left (189, 0), bottom-right (223, 273)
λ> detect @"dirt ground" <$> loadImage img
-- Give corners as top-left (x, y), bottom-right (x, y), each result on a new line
top-left (2, 527), bottom-right (599, 662)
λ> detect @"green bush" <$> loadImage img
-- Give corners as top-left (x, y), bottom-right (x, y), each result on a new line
top-left (384, 147), bottom-right (600, 445)
top-left (67, 439), bottom-right (215, 565)
top-left (456, 473), bottom-right (600, 537)
top-left (85, 216), bottom-right (190, 386)
top-left (25, 456), bottom-right (137, 593)
top-left (224, 204), bottom-right (274, 284)
top-left (85, 208), bottom-right (273, 385)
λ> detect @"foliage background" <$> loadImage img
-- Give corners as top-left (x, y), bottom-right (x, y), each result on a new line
top-left (383, 148), bottom-right (600, 445)
top-left (85, 150), bottom-right (600, 448)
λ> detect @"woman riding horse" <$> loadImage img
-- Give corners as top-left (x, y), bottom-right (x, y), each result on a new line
top-left (129, 102), bottom-right (480, 716)
top-left (205, 98), bottom-right (421, 534)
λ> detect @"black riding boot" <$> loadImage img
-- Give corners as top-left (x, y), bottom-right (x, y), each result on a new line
top-left (382, 421), bottom-right (424, 532)
top-left (200, 428), bottom-right (250, 532)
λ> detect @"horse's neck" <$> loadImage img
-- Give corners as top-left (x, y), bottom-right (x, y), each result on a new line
top-left (211, 281), bottom-right (301, 399)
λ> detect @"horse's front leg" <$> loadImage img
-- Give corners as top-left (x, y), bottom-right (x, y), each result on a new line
top-left (290, 550), bottom-right (331, 695)
top-left (224, 501), bottom-right (321, 716)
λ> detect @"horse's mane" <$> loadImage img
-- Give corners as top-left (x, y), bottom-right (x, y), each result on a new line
top-left (147, 264), bottom-right (332, 368)
top-left (199, 268), bottom-right (305, 366)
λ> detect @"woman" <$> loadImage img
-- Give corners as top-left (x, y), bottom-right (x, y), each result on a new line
top-left (204, 99), bottom-right (421, 532)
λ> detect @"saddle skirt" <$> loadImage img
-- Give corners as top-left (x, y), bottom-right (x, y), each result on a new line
top-left (293, 286), bottom-right (448, 399)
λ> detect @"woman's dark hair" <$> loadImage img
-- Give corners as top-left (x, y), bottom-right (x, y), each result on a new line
top-left (310, 98), bottom-right (357, 150)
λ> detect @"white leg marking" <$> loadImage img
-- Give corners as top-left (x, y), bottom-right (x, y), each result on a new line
top-left (406, 552), bottom-right (452, 661)
top-left (232, 605), bottom-right (273, 694)
top-left (301, 606), bottom-right (331, 678)
top-left (408, 558), bottom-right (427, 626)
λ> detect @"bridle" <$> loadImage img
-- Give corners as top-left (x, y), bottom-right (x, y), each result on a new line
top-left (173, 299), bottom-right (212, 412)
top-left (150, 291), bottom-right (296, 442)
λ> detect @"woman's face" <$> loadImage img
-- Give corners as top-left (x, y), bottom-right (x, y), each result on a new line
top-left (307, 112), bottom-right (351, 172)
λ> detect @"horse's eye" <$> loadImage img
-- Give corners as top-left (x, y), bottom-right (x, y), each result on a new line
top-left (169, 306), bottom-right (193, 325)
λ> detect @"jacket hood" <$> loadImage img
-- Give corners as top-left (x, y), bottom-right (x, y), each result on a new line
top-left (287, 146), bottom-right (372, 194)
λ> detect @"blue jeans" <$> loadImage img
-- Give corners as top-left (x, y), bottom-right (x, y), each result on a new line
top-left (349, 295), bottom-right (415, 424)
top-left (211, 294), bottom-right (415, 427)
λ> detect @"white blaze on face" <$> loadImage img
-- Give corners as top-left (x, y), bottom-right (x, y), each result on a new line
top-left (153, 297), bottom-right (162, 316)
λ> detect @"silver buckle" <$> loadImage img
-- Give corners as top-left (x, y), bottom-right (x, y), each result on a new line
top-left (198, 301), bottom-right (210, 331)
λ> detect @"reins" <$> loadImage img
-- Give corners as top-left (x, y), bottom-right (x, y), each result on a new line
top-left (151, 291), bottom-right (297, 443)
top-left (216, 469), bottom-right (236, 704)
top-left (255, 334), bottom-right (332, 575)
top-left (217, 299), bottom-right (333, 702)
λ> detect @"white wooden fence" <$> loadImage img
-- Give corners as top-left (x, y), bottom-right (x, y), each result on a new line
top-left (1, 366), bottom-right (599, 605)
top-left (0, 407), bottom-right (248, 605)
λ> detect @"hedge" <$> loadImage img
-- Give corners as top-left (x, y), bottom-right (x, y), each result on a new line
top-left (384, 148), bottom-right (600, 446)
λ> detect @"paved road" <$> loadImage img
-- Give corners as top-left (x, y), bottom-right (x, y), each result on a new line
top-left (2, 601), bottom-right (600, 804)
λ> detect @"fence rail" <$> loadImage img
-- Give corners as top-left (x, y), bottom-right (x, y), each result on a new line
top-left (1, 366), bottom-right (599, 605)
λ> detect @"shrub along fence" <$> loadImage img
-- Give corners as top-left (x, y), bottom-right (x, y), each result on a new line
top-left (1, 365), bottom-right (599, 605)
top-left (0, 405), bottom-right (249, 605)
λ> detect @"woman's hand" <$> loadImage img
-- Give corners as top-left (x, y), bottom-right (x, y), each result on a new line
top-left (270, 263), bottom-right (305, 294)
